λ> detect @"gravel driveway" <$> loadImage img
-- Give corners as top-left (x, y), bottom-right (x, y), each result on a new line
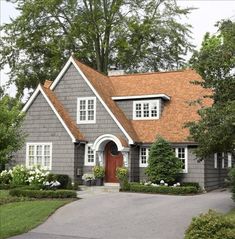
top-left (10, 190), bottom-right (234, 239)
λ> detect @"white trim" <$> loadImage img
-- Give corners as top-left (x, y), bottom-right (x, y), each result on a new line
top-left (50, 56), bottom-right (134, 144)
top-left (139, 147), bottom-right (149, 167)
top-left (214, 153), bottom-right (218, 169)
top-left (175, 147), bottom-right (188, 173)
top-left (228, 153), bottom-right (232, 168)
top-left (222, 152), bottom-right (225, 168)
top-left (26, 142), bottom-right (52, 170)
top-left (84, 143), bottom-right (96, 166)
top-left (133, 99), bottom-right (160, 120)
top-left (77, 97), bottom-right (96, 124)
top-left (93, 134), bottom-right (128, 152)
top-left (22, 85), bottom-right (76, 142)
top-left (112, 94), bottom-right (170, 101)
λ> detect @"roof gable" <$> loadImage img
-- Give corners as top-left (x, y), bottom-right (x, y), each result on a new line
top-left (22, 85), bottom-right (85, 143)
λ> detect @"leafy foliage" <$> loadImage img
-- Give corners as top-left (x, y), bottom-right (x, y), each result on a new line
top-left (0, 0), bottom-right (193, 97)
top-left (188, 20), bottom-right (235, 158)
top-left (92, 166), bottom-right (105, 179)
top-left (0, 94), bottom-right (25, 169)
top-left (145, 137), bottom-right (183, 184)
top-left (129, 183), bottom-right (198, 194)
top-left (184, 210), bottom-right (235, 239)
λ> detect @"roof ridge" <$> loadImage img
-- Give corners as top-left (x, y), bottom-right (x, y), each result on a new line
top-left (109, 69), bottom-right (193, 78)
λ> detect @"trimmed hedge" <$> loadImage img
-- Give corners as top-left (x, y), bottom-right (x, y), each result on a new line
top-left (128, 183), bottom-right (198, 195)
top-left (9, 188), bottom-right (77, 198)
top-left (180, 182), bottom-right (201, 191)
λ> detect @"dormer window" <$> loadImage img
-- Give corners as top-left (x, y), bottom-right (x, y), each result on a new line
top-left (133, 100), bottom-right (160, 120)
top-left (77, 97), bottom-right (96, 124)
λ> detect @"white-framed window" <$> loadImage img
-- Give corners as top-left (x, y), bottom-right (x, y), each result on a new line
top-left (222, 152), bottom-right (225, 168)
top-left (228, 153), bottom-right (232, 168)
top-left (133, 100), bottom-right (160, 120)
top-left (26, 143), bottom-right (52, 170)
top-left (77, 97), bottom-right (96, 124)
top-left (139, 147), bottom-right (150, 167)
top-left (175, 147), bottom-right (188, 173)
top-left (214, 153), bottom-right (218, 169)
top-left (85, 144), bottom-right (96, 166)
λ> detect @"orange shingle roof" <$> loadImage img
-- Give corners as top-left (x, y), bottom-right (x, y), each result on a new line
top-left (73, 59), bottom-right (212, 143)
top-left (74, 59), bottom-right (139, 142)
top-left (41, 85), bottom-right (85, 142)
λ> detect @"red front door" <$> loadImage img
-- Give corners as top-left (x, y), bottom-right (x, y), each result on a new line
top-left (105, 141), bottom-right (123, 183)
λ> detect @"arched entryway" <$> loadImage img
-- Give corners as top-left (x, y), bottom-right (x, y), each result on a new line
top-left (93, 134), bottom-right (129, 183)
top-left (105, 141), bottom-right (123, 182)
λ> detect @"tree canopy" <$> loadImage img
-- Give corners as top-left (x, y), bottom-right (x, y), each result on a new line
top-left (187, 20), bottom-right (235, 158)
top-left (0, 0), bottom-right (193, 97)
top-left (0, 91), bottom-right (25, 170)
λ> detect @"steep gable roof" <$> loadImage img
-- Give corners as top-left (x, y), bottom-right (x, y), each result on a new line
top-left (22, 84), bottom-right (85, 143)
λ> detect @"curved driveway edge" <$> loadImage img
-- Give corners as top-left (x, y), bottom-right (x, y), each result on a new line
top-left (10, 190), bottom-right (234, 239)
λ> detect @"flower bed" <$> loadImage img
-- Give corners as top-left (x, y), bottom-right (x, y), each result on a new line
top-left (9, 188), bottom-right (77, 198)
top-left (127, 183), bottom-right (198, 195)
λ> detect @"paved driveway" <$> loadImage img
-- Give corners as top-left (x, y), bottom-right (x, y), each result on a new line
top-left (10, 190), bottom-right (234, 239)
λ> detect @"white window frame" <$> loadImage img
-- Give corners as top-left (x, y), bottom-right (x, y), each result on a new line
top-left (26, 142), bottom-right (52, 170)
top-left (77, 97), bottom-right (96, 124)
top-left (175, 147), bottom-right (188, 173)
top-left (222, 152), bottom-right (225, 168)
top-left (85, 144), bottom-right (96, 166)
top-left (139, 147), bottom-right (150, 167)
top-left (133, 99), bottom-right (160, 120)
top-left (214, 153), bottom-right (218, 169)
top-left (228, 153), bottom-right (232, 168)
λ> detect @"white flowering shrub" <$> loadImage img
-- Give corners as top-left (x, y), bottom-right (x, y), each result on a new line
top-left (11, 165), bottom-right (29, 185)
top-left (0, 170), bottom-right (12, 184)
top-left (28, 166), bottom-right (50, 186)
top-left (82, 173), bottom-right (95, 181)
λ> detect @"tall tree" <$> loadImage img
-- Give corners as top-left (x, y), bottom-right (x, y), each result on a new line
top-left (187, 20), bottom-right (235, 158)
top-left (0, 91), bottom-right (25, 170)
top-left (0, 0), bottom-right (193, 97)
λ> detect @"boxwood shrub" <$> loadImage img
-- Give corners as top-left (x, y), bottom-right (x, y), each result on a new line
top-left (9, 188), bottom-right (77, 198)
top-left (128, 183), bottom-right (198, 195)
top-left (184, 210), bottom-right (235, 239)
top-left (180, 182), bottom-right (201, 191)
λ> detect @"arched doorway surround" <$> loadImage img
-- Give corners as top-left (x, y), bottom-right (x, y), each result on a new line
top-left (93, 134), bottom-right (129, 181)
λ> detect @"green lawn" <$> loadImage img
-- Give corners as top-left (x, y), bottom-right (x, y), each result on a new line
top-left (0, 190), bottom-right (73, 239)
top-left (226, 208), bottom-right (235, 220)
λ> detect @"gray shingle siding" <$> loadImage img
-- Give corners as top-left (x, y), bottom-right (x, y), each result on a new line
top-left (13, 93), bottom-right (76, 180)
top-left (53, 64), bottom-right (128, 142)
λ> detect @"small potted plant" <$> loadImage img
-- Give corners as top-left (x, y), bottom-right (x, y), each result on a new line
top-left (82, 173), bottom-right (95, 186)
top-left (93, 166), bottom-right (105, 186)
top-left (116, 167), bottom-right (129, 190)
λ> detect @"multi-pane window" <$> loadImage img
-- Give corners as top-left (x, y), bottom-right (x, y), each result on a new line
top-left (139, 147), bottom-right (149, 167)
top-left (85, 144), bottom-right (96, 166)
top-left (26, 143), bottom-right (52, 170)
top-left (133, 100), bottom-right (159, 120)
top-left (77, 97), bottom-right (96, 124)
top-left (175, 147), bottom-right (188, 173)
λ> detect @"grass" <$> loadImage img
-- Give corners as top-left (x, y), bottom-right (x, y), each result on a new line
top-left (226, 208), bottom-right (235, 220)
top-left (0, 190), bottom-right (73, 239)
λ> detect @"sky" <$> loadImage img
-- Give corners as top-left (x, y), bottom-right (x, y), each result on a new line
top-left (0, 0), bottom-right (235, 98)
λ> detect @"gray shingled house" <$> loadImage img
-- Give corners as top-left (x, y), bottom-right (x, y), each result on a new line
top-left (14, 56), bottom-right (234, 191)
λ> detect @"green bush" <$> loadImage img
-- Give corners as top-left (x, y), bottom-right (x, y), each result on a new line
top-left (128, 183), bottom-right (198, 195)
top-left (11, 165), bottom-right (29, 186)
top-left (93, 166), bottom-right (105, 178)
top-left (116, 167), bottom-right (128, 181)
top-left (145, 137), bottom-right (183, 184)
top-left (0, 170), bottom-right (12, 184)
top-left (9, 188), bottom-right (77, 198)
top-left (181, 182), bottom-right (201, 191)
top-left (184, 210), bottom-right (235, 239)
top-left (55, 174), bottom-right (71, 189)
top-left (228, 167), bottom-right (235, 202)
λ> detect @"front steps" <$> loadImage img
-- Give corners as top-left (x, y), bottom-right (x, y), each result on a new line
top-left (78, 183), bottom-right (120, 194)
